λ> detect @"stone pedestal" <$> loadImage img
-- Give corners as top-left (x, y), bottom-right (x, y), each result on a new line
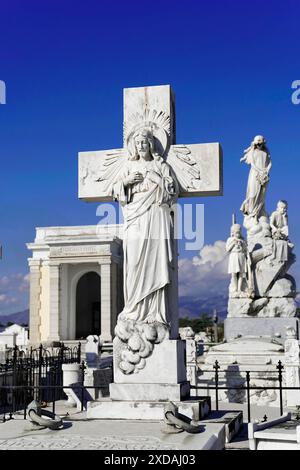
top-left (113, 339), bottom-right (186, 385)
top-left (86, 338), bottom-right (211, 419)
top-left (111, 339), bottom-right (189, 402)
top-left (62, 363), bottom-right (81, 406)
top-left (87, 397), bottom-right (211, 421)
top-left (110, 382), bottom-right (189, 401)
top-left (225, 317), bottom-right (300, 344)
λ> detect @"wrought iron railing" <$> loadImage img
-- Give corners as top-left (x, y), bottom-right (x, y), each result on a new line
top-left (0, 343), bottom-right (81, 419)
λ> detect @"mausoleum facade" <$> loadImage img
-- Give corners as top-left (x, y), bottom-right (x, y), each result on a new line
top-left (27, 225), bottom-right (123, 346)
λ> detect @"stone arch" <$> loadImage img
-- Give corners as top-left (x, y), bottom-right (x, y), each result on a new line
top-left (69, 268), bottom-right (101, 340)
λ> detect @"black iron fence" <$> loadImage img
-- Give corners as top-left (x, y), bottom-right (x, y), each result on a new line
top-left (1, 353), bottom-right (300, 425)
top-left (192, 360), bottom-right (298, 422)
top-left (0, 343), bottom-right (81, 421)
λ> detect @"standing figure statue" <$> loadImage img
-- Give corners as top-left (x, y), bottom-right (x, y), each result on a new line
top-left (240, 135), bottom-right (272, 224)
top-left (226, 223), bottom-right (252, 297)
top-left (111, 125), bottom-right (179, 374)
top-left (113, 126), bottom-right (178, 325)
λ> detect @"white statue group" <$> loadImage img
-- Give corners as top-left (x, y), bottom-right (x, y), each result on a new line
top-left (226, 135), bottom-right (296, 316)
top-left (95, 97), bottom-right (296, 372)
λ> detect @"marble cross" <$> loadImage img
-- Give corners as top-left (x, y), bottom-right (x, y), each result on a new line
top-left (78, 85), bottom-right (223, 380)
top-left (78, 85), bottom-right (223, 202)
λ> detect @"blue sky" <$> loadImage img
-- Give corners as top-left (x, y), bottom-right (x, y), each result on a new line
top-left (0, 0), bottom-right (299, 315)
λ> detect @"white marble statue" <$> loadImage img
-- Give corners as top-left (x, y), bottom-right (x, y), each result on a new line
top-left (110, 124), bottom-right (179, 374)
top-left (240, 135), bottom-right (272, 225)
top-left (113, 127), bottom-right (178, 326)
top-left (270, 200), bottom-right (289, 240)
top-left (83, 86), bottom-right (222, 376)
top-left (228, 137), bottom-right (297, 318)
top-left (226, 223), bottom-right (252, 297)
top-left (270, 200), bottom-right (294, 262)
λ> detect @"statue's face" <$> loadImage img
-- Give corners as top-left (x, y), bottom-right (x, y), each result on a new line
top-left (135, 133), bottom-right (151, 160)
top-left (233, 228), bottom-right (241, 238)
top-left (254, 135), bottom-right (265, 149)
top-left (277, 202), bottom-right (287, 214)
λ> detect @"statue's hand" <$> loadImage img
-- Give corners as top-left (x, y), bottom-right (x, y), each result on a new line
top-left (124, 172), bottom-right (144, 186)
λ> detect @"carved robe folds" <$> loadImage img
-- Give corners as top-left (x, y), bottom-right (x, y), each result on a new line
top-left (113, 159), bottom-right (177, 325)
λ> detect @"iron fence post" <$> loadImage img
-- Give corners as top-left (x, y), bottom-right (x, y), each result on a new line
top-left (38, 344), bottom-right (43, 402)
top-left (78, 342), bottom-right (81, 364)
top-left (80, 360), bottom-right (86, 412)
top-left (59, 342), bottom-right (64, 363)
top-left (51, 365), bottom-right (56, 416)
top-left (277, 360), bottom-right (284, 416)
top-left (23, 387), bottom-right (27, 420)
top-left (213, 360), bottom-right (220, 411)
top-left (246, 371), bottom-right (251, 423)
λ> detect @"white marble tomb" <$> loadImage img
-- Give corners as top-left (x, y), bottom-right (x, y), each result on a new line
top-left (27, 225), bottom-right (124, 346)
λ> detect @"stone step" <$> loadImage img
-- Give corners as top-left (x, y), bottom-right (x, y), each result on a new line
top-left (199, 410), bottom-right (243, 443)
top-left (87, 396), bottom-right (211, 421)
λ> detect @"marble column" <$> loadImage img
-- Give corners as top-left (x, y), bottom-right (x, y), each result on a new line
top-left (47, 262), bottom-right (61, 343)
top-left (100, 263), bottom-right (112, 342)
top-left (28, 259), bottom-right (42, 345)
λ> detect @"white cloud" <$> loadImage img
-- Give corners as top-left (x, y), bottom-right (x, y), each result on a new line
top-left (192, 240), bottom-right (227, 268)
top-left (0, 273), bottom-right (29, 315)
top-left (179, 240), bottom-right (229, 316)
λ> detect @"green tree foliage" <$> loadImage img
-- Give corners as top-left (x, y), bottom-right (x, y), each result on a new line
top-left (179, 313), bottom-right (224, 341)
top-left (179, 313), bottom-right (213, 332)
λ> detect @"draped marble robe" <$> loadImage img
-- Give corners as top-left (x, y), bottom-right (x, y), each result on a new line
top-left (240, 147), bottom-right (271, 219)
top-left (113, 157), bottom-right (178, 325)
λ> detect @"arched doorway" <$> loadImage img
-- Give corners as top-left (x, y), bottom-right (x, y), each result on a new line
top-left (75, 272), bottom-right (101, 339)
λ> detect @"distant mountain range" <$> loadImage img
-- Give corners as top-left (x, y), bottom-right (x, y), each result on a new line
top-left (0, 309), bottom-right (29, 326)
top-left (1, 299), bottom-right (299, 328)
top-left (179, 296), bottom-right (228, 321)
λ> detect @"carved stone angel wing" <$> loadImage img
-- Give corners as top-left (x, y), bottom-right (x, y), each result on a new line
top-left (166, 145), bottom-right (202, 191)
top-left (95, 149), bottom-right (127, 197)
top-left (79, 148), bottom-right (126, 201)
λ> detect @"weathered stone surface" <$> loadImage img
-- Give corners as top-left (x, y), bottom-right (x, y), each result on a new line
top-left (228, 295), bottom-right (297, 318)
top-left (227, 298), bottom-right (252, 317)
top-left (248, 414), bottom-right (300, 450)
top-left (87, 397), bottom-right (211, 421)
top-left (258, 297), bottom-right (297, 317)
top-left (251, 298), bottom-right (269, 313)
top-left (254, 257), bottom-right (288, 297)
top-left (109, 382), bottom-right (190, 401)
top-left (113, 339), bottom-right (187, 385)
top-left (0, 415), bottom-right (225, 450)
top-left (268, 278), bottom-right (296, 298)
top-left (224, 317), bottom-right (300, 343)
